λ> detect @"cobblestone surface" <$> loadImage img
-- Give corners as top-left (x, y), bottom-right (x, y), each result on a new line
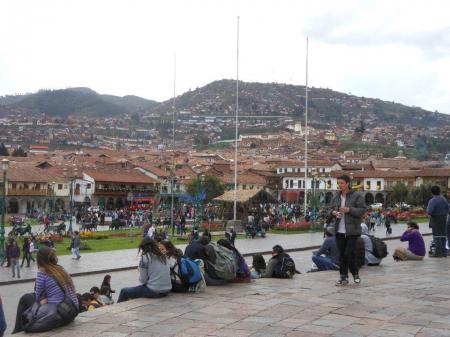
top-left (12, 234), bottom-right (450, 337)
top-left (0, 222), bottom-right (431, 284)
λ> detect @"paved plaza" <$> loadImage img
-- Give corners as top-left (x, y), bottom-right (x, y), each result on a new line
top-left (12, 236), bottom-right (450, 337)
top-left (0, 222), bottom-right (431, 285)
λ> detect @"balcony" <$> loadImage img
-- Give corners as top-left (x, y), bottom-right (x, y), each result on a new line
top-left (2, 188), bottom-right (50, 197)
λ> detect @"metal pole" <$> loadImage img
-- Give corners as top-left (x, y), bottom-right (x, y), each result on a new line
top-left (69, 179), bottom-right (73, 232)
top-left (304, 37), bottom-right (309, 218)
top-left (0, 170), bottom-right (6, 260)
top-left (233, 16), bottom-right (240, 221)
top-left (171, 53), bottom-right (177, 236)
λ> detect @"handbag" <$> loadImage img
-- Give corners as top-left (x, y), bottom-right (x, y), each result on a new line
top-left (55, 281), bottom-right (79, 322)
top-left (22, 278), bottom-right (78, 332)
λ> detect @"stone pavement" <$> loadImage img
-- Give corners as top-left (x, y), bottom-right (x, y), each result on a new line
top-left (16, 238), bottom-right (450, 337)
top-left (0, 222), bottom-right (432, 285)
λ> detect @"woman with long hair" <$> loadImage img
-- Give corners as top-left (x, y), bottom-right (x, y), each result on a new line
top-left (117, 237), bottom-right (171, 302)
top-left (13, 247), bottom-right (78, 333)
top-left (159, 240), bottom-right (189, 292)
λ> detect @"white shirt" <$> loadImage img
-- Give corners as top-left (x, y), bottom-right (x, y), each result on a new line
top-left (337, 194), bottom-right (346, 234)
top-left (147, 226), bottom-right (155, 239)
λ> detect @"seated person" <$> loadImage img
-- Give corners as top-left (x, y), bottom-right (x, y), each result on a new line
top-left (310, 226), bottom-right (340, 271)
top-left (262, 245), bottom-right (298, 278)
top-left (217, 239), bottom-right (250, 283)
top-left (13, 247), bottom-right (78, 334)
top-left (250, 254), bottom-right (266, 279)
top-left (393, 222), bottom-right (425, 261)
top-left (89, 287), bottom-right (105, 306)
top-left (0, 296), bottom-right (6, 337)
top-left (117, 238), bottom-right (172, 302)
top-left (360, 223), bottom-right (382, 266)
top-left (99, 286), bottom-right (114, 305)
top-left (160, 240), bottom-right (189, 293)
top-left (80, 293), bottom-right (103, 311)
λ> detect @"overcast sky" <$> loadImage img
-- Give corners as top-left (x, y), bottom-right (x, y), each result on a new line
top-left (0, 0), bottom-right (449, 114)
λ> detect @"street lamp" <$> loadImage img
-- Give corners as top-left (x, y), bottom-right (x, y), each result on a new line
top-left (0, 159), bottom-right (9, 261)
top-left (194, 174), bottom-right (206, 232)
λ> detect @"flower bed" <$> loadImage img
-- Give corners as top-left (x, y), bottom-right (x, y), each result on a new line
top-left (80, 232), bottom-right (109, 240)
top-left (200, 223), bottom-right (224, 231)
top-left (275, 221), bottom-right (312, 231)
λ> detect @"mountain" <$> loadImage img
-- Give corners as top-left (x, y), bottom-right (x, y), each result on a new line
top-left (1, 81), bottom-right (449, 128)
top-left (0, 88), bottom-right (158, 117)
top-left (149, 79), bottom-right (450, 127)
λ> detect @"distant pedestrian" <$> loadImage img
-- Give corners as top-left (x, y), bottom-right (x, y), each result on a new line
top-left (329, 174), bottom-right (367, 286)
top-left (72, 231), bottom-right (81, 260)
top-left (426, 185), bottom-right (449, 257)
top-left (8, 240), bottom-right (21, 278)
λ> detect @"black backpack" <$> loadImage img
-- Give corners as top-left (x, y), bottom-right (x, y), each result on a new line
top-left (272, 253), bottom-right (297, 278)
top-left (369, 235), bottom-right (388, 258)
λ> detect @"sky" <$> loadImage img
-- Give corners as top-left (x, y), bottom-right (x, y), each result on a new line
top-left (0, 0), bottom-right (449, 114)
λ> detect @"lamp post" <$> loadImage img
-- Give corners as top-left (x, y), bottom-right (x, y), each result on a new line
top-left (194, 174), bottom-right (205, 232)
top-left (69, 166), bottom-right (78, 233)
top-left (0, 159), bottom-right (9, 261)
top-left (51, 181), bottom-right (56, 224)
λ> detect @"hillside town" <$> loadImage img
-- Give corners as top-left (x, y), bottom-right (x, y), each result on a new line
top-left (0, 143), bottom-right (449, 217)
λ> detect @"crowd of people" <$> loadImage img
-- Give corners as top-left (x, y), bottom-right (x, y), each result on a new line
top-left (2, 175), bottom-right (449, 336)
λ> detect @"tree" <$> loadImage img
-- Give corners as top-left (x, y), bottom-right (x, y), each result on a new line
top-left (186, 175), bottom-right (225, 203)
top-left (390, 182), bottom-right (408, 205)
top-left (0, 143), bottom-right (8, 156)
top-left (12, 147), bottom-right (27, 157)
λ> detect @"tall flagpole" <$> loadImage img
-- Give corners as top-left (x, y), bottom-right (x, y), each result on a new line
top-left (171, 53), bottom-right (176, 235)
top-left (304, 37), bottom-right (309, 216)
top-left (233, 16), bottom-right (240, 221)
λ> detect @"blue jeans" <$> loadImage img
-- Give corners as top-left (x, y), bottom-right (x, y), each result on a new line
top-left (0, 296), bottom-right (6, 336)
top-left (446, 222), bottom-right (450, 250)
top-left (117, 285), bottom-right (168, 303)
top-left (72, 247), bottom-right (81, 258)
top-left (312, 255), bottom-right (338, 271)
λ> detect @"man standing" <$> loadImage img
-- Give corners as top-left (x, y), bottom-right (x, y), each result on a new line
top-left (72, 231), bottom-right (81, 260)
top-left (329, 174), bottom-right (367, 285)
top-left (426, 186), bottom-right (449, 257)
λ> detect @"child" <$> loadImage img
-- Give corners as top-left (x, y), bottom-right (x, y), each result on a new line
top-left (250, 254), bottom-right (266, 279)
top-left (99, 286), bottom-right (114, 305)
top-left (101, 274), bottom-right (115, 300)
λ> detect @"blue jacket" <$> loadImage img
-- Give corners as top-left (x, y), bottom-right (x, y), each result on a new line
top-left (0, 297), bottom-right (6, 337)
top-left (313, 237), bottom-right (340, 265)
top-left (427, 196), bottom-right (449, 217)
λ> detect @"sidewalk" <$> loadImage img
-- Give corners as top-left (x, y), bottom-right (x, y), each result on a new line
top-left (0, 222), bottom-right (432, 285)
top-left (15, 237), bottom-right (450, 337)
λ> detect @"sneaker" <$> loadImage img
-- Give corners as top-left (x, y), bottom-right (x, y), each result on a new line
top-left (353, 275), bottom-right (361, 284)
top-left (335, 277), bottom-right (349, 286)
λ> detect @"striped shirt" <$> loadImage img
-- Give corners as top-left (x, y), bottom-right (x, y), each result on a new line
top-left (35, 271), bottom-right (79, 308)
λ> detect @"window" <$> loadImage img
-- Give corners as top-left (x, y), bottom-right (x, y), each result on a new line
top-left (12, 183), bottom-right (17, 189)
top-left (58, 184), bottom-right (63, 190)
top-left (290, 180), bottom-right (294, 188)
top-left (284, 168), bottom-right (287, 173)
top-left (366, 181), bottom-right (371, 190)
top-left (377, 181), bottom-right (381, 190)
top-left (242, 184), bottom-right (247, 190)
top-left (86, 183), bottom-right (91, 189)
top-left (327, 180), bottom-right (332, 189)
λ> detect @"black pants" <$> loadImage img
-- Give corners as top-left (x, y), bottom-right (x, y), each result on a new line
top-left (336, 233), bottom-right (359, 278)
top-left (13, 293), bottom-right (35, 334)
top-left (21, 252), bottom-right (32, 267)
